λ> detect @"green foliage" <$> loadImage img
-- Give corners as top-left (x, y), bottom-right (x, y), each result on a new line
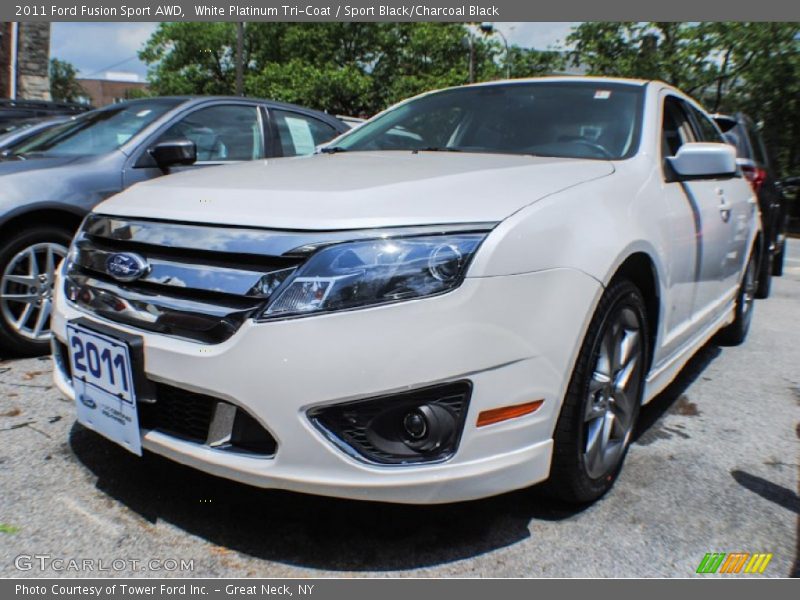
top-left (139, 22), bottom-right (239, 95)
top-left (505, 47), bottom-right (566, 78)
top-left (0, 523), bottom-right (20, 534)
top-left (246, 61), bottom-right (371, 115)
top-left (49, 58), bottom-right (86, 103)
top-left (568, 22), bottom-right (800, 176)
top-left (139, 23), bottom-right (559, 116)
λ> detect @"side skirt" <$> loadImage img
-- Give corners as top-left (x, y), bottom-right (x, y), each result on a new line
top-left (642, 300), bottom-right (736, 404)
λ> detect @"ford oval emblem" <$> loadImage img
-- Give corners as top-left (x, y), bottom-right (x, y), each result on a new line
top-left (106, 252), bottom-right (150, 282)
top-left (79, 394), bottom-right (96, 409)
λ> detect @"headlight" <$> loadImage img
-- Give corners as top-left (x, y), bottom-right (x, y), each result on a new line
top-left (260, 233), bottom-right (487, 319)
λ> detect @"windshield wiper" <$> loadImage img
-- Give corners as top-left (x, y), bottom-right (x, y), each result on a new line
top-left (414, 147), bottom-right (463, 153)
top-left (319, 146), bottom-right (348, 154)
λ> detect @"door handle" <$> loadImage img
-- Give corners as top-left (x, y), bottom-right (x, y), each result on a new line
top-left (718, 196), bottom-right (732, 222)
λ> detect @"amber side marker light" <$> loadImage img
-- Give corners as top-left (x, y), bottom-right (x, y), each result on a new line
top-left (476, 399), bottom-right (544, 427)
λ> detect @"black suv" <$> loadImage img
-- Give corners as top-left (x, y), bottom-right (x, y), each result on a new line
top-left (713, 112), bottom-right (787, 298)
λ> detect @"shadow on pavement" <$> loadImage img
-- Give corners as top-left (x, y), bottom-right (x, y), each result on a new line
top-left (68, 423), bottom-right (588, 572)
top-left (731, 470), bottom-right (800, 516)
top-left (68, 339), bottom-right (726, 572)
top-left (634, 342), bottom-right (722, 443)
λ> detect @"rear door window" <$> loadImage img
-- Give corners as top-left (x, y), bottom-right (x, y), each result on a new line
top-left (272, 110), bottom-right (339, 156)
top-left (685, 104), bottom-right (726, 144)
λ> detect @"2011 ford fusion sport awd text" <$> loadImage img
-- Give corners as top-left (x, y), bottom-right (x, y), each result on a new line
top-left (50, 78), bottom-right (759, 504)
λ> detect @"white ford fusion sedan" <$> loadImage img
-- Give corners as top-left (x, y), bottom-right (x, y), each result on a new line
top-left (51, 77), bottom-right (759, 504)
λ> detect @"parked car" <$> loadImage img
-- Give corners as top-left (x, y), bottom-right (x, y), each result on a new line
top-left (0, 96), bottom-right (348, 355)
top-left (0, 99), bottom-right (89, 126)
top-left (777, 176), bottom-right (800, 228)
top-left (713, 112), bottom-right (786, 296)
top-left (51, 78), bottom-right (758, 505)
top-left (0, 116), bottom-right (72, 152)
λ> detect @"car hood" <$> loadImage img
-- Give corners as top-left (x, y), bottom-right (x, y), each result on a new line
top-left (96, 152), bottom-right (615, 230)
top-left (0, 154), bottom-right (85, 173)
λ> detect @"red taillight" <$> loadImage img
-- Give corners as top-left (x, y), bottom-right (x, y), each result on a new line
top-left (741, 164), bottom-right (767, 194)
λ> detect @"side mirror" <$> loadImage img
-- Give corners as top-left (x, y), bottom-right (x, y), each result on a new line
top-left (667, 142), bottom-right (737, 179)
top-left (149, 139), bottom-right (197, 169)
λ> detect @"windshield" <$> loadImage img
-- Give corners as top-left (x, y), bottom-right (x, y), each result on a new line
top-left (336, 82), bottom-right (645, 160)
top-left (9, 99), bottom-right (181, 158)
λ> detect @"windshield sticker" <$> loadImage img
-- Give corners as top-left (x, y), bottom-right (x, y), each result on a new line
top-left (594, 90), bottom-right (612, 100)
top-left (136, 110), bottom-right (152, 118)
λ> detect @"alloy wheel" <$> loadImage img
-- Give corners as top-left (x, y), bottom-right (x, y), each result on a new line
top-left (742, 253), bottom-right (757, 322)
top-left (582, 305), bottom-right (644, 479)
top-left (0, 242), bottom-right (68, 342)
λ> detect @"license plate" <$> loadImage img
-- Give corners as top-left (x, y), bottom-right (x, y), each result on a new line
top-left (66, 322), bottom-right (141, 456)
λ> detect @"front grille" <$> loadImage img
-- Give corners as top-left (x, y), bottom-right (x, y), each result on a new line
top-left (64, 215), bottom-right (306, 343)
top-left (138, 383), bottom-right (277, 456)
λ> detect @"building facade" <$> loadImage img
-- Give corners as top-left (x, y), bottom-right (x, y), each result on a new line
top-left (76, 75), bottom-right (149, 108)
top-left (0, 22), bottom-right (51, 100)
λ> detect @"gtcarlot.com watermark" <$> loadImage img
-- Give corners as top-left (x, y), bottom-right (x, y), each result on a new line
top-left (14, 554), bottom-right (195, 573)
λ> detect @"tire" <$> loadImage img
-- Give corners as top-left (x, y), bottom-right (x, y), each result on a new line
top-left (754, 242), bottom-right (772, 299)
top-left (717, 248), bottom-right (757, 347)
top-left (545, 279), bottom-right (649, 504)
top-left (0, 226), bottom-right (73, 357)
top-left (772, 237), bottom-right (785, 277)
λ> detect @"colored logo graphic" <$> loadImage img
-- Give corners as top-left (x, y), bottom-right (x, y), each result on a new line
top-left (696, 552), bottom-right (773, 574)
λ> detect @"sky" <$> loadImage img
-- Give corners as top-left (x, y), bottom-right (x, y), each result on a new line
top-left (50, 22), bottom-right (577, 81)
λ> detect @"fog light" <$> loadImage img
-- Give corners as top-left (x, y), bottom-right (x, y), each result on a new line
top-left (401, 404), bottom-right (457, 453)
top-left (403, 410), bottom-right (428, 440)
top-left (308, 381), bottom-right (471, 465)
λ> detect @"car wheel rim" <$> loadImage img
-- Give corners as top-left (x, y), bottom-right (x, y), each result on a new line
top-left (742, 254), bottom-right (757, 318)
top-left (583, 305), bottom-right (643, 480)
top-left (0, 242), bottom-right (67, 342)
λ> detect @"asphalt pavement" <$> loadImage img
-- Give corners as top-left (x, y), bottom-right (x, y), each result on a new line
top-left (1, 241), bottom-right (798, 578)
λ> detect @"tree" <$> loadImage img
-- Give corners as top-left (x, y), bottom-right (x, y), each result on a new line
top-left (567, 22), bottom-right (800, 176)
top-left (504, 47), bottom-right (566, 78)
top-left (49, 58), bottom-right (86, 103)
top-left (139, 23), bottom-right (503, 116)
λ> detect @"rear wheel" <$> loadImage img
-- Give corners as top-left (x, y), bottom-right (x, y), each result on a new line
top-left (755, 243), bottom-right (772, 299)
top-left (717, 248), bottom-right (757, 346)
top-left (772, 235), bottom-right (785, 277)
top-left (0, 227), bottom-right (72, 356)
top-left (546, 280), bottom-right (648, 504)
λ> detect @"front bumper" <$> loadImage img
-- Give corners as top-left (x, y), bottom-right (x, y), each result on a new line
top-left (52, 267), bottom-right (601, 504)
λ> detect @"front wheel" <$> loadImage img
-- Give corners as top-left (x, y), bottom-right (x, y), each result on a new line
top-left (546, 280), bottom-right (648, 504)
top-left (0, 227), bottom-right (72, 356)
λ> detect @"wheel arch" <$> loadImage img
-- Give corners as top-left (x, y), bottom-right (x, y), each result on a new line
top-left (606, 251), bottom-right (661, 373)
top-left (0, 206), bottom-right (85, 247)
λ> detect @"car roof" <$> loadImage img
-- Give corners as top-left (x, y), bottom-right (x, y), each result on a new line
top-left (466, 75), bottom-right (652, 88)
